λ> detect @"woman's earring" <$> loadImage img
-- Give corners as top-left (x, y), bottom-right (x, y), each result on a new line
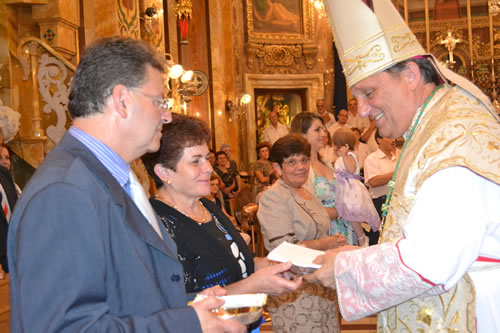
top-left (166, 179), bottom-right (171, 185)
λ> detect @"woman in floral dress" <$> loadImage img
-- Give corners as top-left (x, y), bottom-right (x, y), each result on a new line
top-left (290, 112), bottom-right (358, 245)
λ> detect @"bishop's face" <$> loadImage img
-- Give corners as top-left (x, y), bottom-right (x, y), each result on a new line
top-left (352, 70), bottom-right (417, 139)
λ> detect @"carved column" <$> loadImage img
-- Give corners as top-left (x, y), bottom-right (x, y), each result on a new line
top-left (28, 43), bottom-right (44, 138)
top-left (33, 0), bottom-right (80, 61)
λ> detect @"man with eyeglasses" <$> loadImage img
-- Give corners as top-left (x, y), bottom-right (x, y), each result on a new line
top-left (7, 37), bottom-right (244, 333)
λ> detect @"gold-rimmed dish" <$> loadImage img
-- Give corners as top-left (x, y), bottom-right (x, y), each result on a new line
top-left (191, 293), bottom-right (268, 325)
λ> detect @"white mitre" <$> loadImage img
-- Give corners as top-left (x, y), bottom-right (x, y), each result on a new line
top-left (324, 0), bottom-right (497, 117)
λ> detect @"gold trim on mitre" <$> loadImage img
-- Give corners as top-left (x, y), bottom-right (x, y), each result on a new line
top-left (325, 0), bottom-right (425, 88)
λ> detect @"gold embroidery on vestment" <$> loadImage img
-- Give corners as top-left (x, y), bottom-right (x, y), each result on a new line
top-left (376, 85), bottom-right (500, 332)
top-left (416, 307), bottom-right (433, 326)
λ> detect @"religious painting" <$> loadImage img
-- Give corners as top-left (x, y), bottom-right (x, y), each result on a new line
top-left (252, 0), bottom-right (302, 34)
top-left (255, 89), bottom-right (306, 143)
top-left (246, 0), bottom-right (314, 44)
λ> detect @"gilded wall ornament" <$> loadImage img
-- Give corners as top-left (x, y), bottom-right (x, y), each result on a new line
top-left (254, 44), bottom-right (303, 74)
top-left (303, 44), bottom-right (319, 69)
top-left (409, 16), bottom-right (490, 34)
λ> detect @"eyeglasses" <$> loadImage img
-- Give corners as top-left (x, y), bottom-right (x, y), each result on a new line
top-left (283, 156), bottom-right (310, 167)
top-left (130, 89), bottom-right (169, 113)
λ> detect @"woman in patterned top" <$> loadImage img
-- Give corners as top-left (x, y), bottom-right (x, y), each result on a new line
top-left (257, 134), bottom-right (346, 333)
top-left (142, 114), bottom-right (301, 300)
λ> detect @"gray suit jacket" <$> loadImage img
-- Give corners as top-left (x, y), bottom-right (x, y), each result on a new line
top-left (8, 133), bottom-right (201, 332)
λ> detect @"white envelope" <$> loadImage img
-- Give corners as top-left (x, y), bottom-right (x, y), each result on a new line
top-left (267, 242), bottom-right (325, 269)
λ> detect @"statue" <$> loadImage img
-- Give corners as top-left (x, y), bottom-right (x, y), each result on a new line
top-left (0, 64), bottom-right (21, 143)
top-left (440, 31), bottom-right (461, 67)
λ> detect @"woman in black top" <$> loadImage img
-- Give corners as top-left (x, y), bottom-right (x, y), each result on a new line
top-left (142, 114), bottom-right (301, 297)
top-left (206, 174), bottom-right (225, 210)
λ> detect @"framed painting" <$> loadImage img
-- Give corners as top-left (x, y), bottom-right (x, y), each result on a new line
top-left (246, 0), bottom-right (315, 44)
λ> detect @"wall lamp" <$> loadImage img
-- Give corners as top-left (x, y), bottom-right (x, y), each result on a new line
top-left (225, 93), bottom-right (251, 121)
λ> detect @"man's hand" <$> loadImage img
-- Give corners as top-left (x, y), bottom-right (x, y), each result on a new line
top-left (304, 245), bottom-right (358, 289)
top-left (192, 296), bottom-right (246, 333)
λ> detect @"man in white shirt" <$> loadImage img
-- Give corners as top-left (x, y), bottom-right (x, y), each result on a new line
top-left (363, 130), bottom-right (397, 244)
top-left (327, 108), bottom-right (349, 138)
top-left (363, 120), bottom-right (378, 152)
top-left (364, 130), bottom-right (397, 201)
top-left (263, 109), bottom-right (288, 144)
top-left (351, 127), bottom-right (371, 171)
top-left (315, 98), bottom-right (335, 128)
top-left (347, 98), bottom-right (375, 151)
top-left (346, 98), bottom-right (369, 133)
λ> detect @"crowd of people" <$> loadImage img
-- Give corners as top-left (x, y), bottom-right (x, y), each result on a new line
top-left (0, 130), bottom-right (19, 280)
top-left (1, 0), bottom-right (498, 332)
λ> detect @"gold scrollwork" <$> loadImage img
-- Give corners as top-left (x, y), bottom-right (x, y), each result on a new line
top-left (303, 44), bottom-right (318, 69)
top-left (416, 307), bottom-right (434, 327)
top-left (247, 43), bottom-right (258, 70)
top-left (175, 0), bottom-right (192, 19)
top-left (392, 33), bottom-right (418, 52)
top-left (409, 16), bottom-right (490, 34)
top-left (488, 140), bottom-right (499, 151)
top-left (344, 45), bottom-right (385, 75)
top-left (250, 44), bottom-right (303, 74)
